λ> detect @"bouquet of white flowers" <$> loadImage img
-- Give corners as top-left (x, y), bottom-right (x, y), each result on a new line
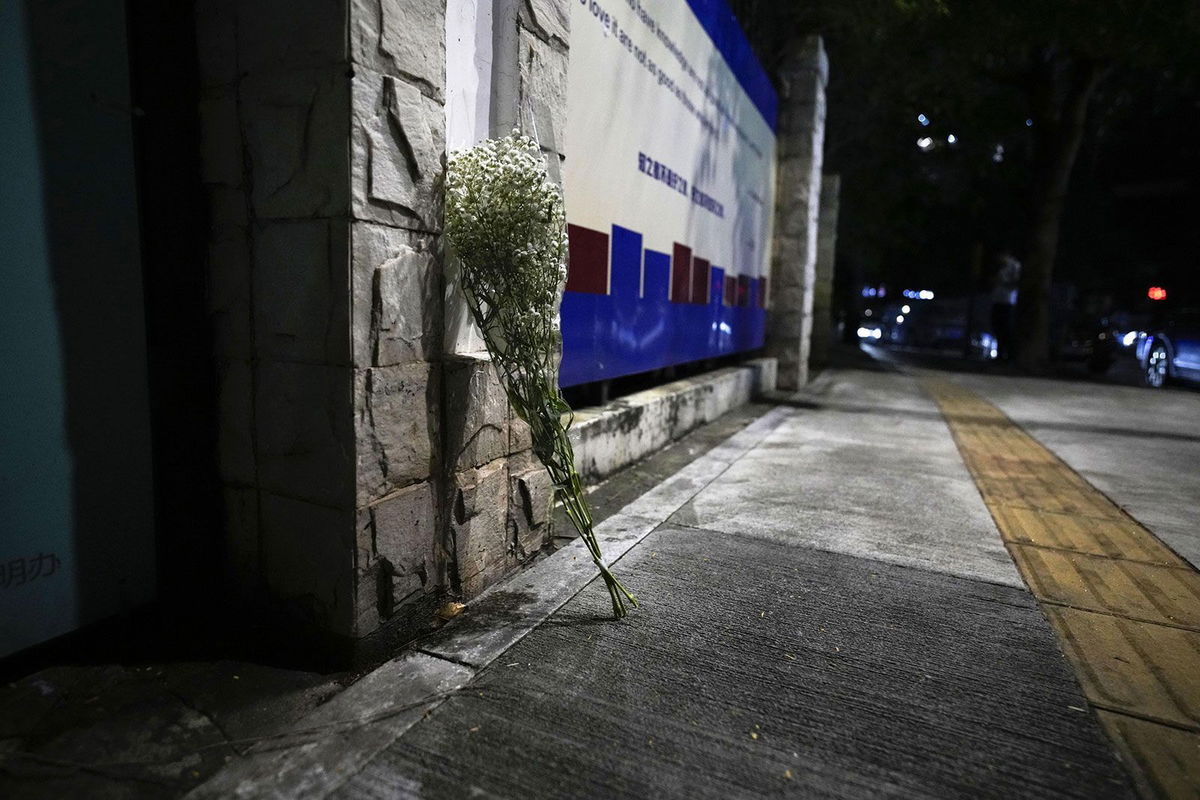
top-left (444, 131), bottom-right (637, 619)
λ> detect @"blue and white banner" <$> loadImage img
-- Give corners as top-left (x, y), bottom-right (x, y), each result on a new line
top-left (560, 0), bottom-right (777, 386)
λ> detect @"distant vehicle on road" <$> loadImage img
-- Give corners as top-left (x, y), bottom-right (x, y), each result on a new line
top-left (1136, 308), bottom-right (1200, 387)
top-left (1052, 311), bottom-right (1117, 374)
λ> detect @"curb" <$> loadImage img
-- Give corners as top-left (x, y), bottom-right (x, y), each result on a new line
top-left (570, 357), bottom-right (777, 482)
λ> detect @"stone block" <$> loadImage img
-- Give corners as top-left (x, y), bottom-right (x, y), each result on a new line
top-left (241, 67), bottom-right (350, 219)
top-left (509, 408), bottom-right (533, 454)
top-left (350, 222), bottom-right (440, 367)
top-left (776, 158), bottom-right (818, 205)
top-left (206, 185), bottom-right (248, 228)
top-left (357, 481), bottom-right (437, 623)
top-left (221, 485), bottom-right (259, 593)
top-left (451, 459), bottom-right (511, 598)
top-left (237, 0), bottom-right (347, 75)
top-left (253, 219), bottom-right (350, 364)
top-left (771, 284), bottom-right (809, 315)
top-left (697, 371), bottom-right (752, 423)
top-left (519, 0), bottom-right (570, 47)
top-left (444, 355), bottom-right (509, 471)
top-left (350, 0), bottom-right (445, 96)
top-left (255, 361), bottom-right (355, 509)
top-left (568, 368), bottom-right (761, 483)
top-left (259, 491), bottom-right (356, 635)
top-left (507, 450), bottom-right (554, 559)
top-left (351, 68), bottom-right (444, 230)
top-left (518, 28), bottom-right (568, 158)
top-left (355, 363), bottom-right (436, 506)
top-left (769, 307), bottom-right (807, 339)
top-left (207, 226), bottom-right (252, 361)
top-left (667, 384), bottom-right (702, 441)
top-left (777, 110), bottom-right (824, 159)
top-left (194, 0), bottom-right (238, 88)
top-left (746, 357), bottom-right (778, 395)
top-left (198, 87), bottom-right (242, 187)
top-left (352, 567), bottom-right (382, 637)
top-left (215, 359), bottom-right (255, 486)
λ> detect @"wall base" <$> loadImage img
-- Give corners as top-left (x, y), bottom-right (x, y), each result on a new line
top-left (569, 358), bottom-right (776, 483)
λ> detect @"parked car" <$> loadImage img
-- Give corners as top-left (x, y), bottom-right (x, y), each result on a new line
top-left (1136, 308), bottom-right (1200, 387)
top-left (1052, 311), bottom-right (1118, 374)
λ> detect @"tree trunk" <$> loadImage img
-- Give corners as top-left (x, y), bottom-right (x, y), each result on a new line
top-left (1016, 55), bottom-right (1101, 370)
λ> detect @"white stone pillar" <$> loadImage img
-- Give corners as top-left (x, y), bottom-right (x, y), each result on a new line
top-left (811, 173), bottom-right (841, 371)
top-left (196, 0), bottom-right (449, 645)
top-left (766, 36), bottom-right (827, 390)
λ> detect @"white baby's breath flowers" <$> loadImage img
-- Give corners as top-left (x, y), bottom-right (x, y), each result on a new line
top-left (445, 132), bottom-right (568, 371)
top-left (444, 132), bottom-right (636, 619)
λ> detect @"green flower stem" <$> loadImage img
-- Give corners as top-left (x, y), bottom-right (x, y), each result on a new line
top-left (445, 132), bottom-right (636, 619)
top-left (464, 291), bottom-right (637, 619)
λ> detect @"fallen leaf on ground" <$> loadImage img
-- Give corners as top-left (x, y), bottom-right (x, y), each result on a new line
top-left (436, 601), bottom-right (467, 621)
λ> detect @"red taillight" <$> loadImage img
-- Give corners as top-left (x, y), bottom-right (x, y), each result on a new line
top-left (1148, 286), bottom-right (1167, 301)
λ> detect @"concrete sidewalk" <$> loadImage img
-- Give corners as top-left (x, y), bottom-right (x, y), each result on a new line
top-left (189, 359), bottom-right (1158, 798)
top-left (15, 354), bottom-right (1196, 798)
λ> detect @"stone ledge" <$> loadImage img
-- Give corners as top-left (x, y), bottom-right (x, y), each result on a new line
top-left (568, 359), bottom-right (777, 484)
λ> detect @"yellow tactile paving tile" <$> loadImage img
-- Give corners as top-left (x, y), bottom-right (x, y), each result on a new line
top-left (924, 377), bottom-right (1200, 796)
top-left (1044, 606), bottom-right (1200, 731)
top-left (1011, 545), bottom-right (1200, 630)
top-left (960, 453), bottom-right (1085, 483)
top-left (975, 477), bottom-right (1129, 520)
top-left (992, 506), bottom-right (1187, 567)
top-left (1096, 711), bottom-right (1200, 800)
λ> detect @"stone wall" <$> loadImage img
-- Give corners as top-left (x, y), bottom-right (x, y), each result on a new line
top-left (810, 174), bottom-right (841, 371)
top-left (766, 36), bottom-right (828, 390)
top-left (197, 0), bottom-right (574, 644)
top-left (197, 0), bottom-right (448, 642)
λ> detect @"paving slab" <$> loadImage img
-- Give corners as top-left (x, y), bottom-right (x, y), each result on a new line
top-left (336, 525), bottom-right (1133, 799)
top-left (672, 371), bottom-right (1021, 589)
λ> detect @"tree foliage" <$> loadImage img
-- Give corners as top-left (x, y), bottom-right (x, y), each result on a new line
top-left (731, 0), bottom-right (1200, 365)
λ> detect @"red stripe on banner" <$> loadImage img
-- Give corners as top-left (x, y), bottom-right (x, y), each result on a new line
top-left (725, 274), bottom-right (736, 306)
top-left (691, 257), bottom-right (710, 304)
top-left (566, 223), bottom-right (609, 294)
top-left (671, 243), bottom-right (692, 303)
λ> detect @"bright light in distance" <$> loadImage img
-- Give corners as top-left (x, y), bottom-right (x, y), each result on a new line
top-left (918, 113), bottom-right (929, 126)
top-left (1148, 286), bottom-right (1168, 301)
top-left (896, 315), bottom-right (905, 324)
top-left (992, 144), bottom-right (1005, 163)
top-left (947, 133), bottom-right (957, 144)
top-left (1025, 118), bottom-right (1033, 127)
top-left (919, 290), bottom-right (934, 300)
top-left (857, 326), bottom-right (882, 340)
top-left (917, 137), bottom-right (934, 150)
top-left (901, 305), bottom-right (911, 314)
top-left (864, 309), bottom-right (873, 317)
top-left (1122, 331), bottom-right (1138, 347)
